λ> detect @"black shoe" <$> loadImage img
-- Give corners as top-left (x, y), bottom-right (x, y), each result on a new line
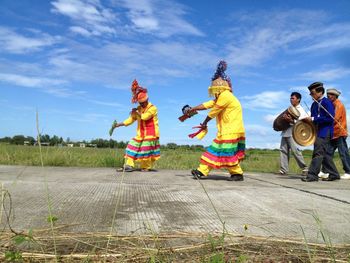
top-left (227, 174), bottom-right (244, 181)
top-left (322, 176), bottom-right (340, 181)
top-left (124, 165), bottom-right (135, 172)
top-left (301, 176), bottom-right (318, 182)
top-left (191, 169), bottom-right (205, 179)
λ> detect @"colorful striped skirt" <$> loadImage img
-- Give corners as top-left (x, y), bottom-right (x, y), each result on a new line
top-left (200, 136), bottom-right (245, 169)
top-left (125, 137), bottom-right (161, 161)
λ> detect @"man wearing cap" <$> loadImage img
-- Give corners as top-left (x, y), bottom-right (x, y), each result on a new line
top-left (278, 92), bottom-right (308, 175)
top-left (302, 82), bottom-right (340, 182)
top-left (320, 88), bottom-right (350, 179)
top-left (111, 79), bottom-right (160, 172)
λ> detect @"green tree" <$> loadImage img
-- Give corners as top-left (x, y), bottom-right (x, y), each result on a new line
top-left (26, 136), bottom-right (35, 145)
top-left (0, 136), bottom-right (11, 143)
top-left (11, 135), bottom-right (26, 145)
top-left (166, 143), bottom-right (177, 149)
top-left (40, 134), bottom-right (50, 143)
top-left (50, 135), bottom-right (60, 146)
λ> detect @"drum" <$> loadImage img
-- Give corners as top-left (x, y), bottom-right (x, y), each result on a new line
top-left (273, 106), bottom-right (300, 131)
top-left (292, 119), bottom-right (316, 146)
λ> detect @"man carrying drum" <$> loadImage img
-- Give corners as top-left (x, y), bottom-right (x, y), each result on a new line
top-left (278, 92), bottom-right (309, 175)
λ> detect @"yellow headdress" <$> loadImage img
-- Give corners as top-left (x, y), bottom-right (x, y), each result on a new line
top-left (208, 60), bottom-right (232, 97)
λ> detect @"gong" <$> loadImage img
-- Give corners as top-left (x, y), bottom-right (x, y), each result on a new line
top-left (292, 119), bottom-right (316, 146)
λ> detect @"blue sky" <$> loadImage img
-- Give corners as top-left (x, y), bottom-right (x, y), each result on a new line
top-left (1, 0), bottom-right (350, 148)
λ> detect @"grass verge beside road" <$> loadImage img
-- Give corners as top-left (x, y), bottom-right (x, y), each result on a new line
top-left (0, 144), bottom-right (345, 174)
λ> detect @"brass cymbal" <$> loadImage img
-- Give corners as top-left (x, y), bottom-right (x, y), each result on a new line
top-left (292, 119), bottom-right (316, 146)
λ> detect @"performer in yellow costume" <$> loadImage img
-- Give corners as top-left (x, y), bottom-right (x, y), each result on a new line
top-left (111, 80), bottom-right (160, 172)
top-left (190, 61), bottom-right (245, 181)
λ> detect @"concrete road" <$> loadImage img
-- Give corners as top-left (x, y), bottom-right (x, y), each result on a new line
top-left (0, 165), bottom-right (349, 244)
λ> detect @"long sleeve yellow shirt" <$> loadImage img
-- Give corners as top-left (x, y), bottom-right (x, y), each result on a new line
top-left (202, 90), bottom-right (245, 139)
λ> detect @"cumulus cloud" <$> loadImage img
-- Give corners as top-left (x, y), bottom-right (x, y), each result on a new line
top-left (241, 91), bottom-right (289, 110)
top-left (0, 26), bottom-right (58, 54)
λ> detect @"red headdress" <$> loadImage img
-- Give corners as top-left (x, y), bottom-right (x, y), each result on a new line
top-left (131, 79), bottom-right (148, 103)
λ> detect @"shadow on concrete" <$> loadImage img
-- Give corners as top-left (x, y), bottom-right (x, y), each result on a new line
top-left (276, 175), bottom-right (303, 180)
top-left (192, 175), bottom-right (230, 181)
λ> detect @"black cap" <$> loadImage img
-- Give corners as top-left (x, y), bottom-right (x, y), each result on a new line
top-left (307, 82), bottom-right (323, 91)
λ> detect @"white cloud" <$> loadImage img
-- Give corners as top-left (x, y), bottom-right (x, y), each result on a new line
top-left (225, 10), bottom-right (350, 68)
top-left (245, 124), bottom-right (270, 136)
top-left (241, 91), bottom-right (289, 110)
top-left (301, 67), bottom-right (350, 81)
top-left (0, 26), bottom-right (58, 54)
top-left (86, 99), bottom-right (123, 108)
top-left (244, 124), bottom-right (282, 149)
top-left (0, 73), bottom-right (66, 88)
top-left (132, 17), bottom-right (159, 31)
top-left (294, 24), bottom-right (350, 53)
top-left (44, 40), bottom-right (216, 88)
top-left (68, 113), bottom-right (109, 123)
top-left (118, 0), bottom-right (204, 37)
top-left (69, 26), bottom-right (92, 37)
top-left (0, 72), bottom-right (85, 98)
top-left (51, 0), bottom-right (203, 38)
top-left (264, 114), bottom-right (278, 124)
top-left (51, 0), bottom-right (117, 36)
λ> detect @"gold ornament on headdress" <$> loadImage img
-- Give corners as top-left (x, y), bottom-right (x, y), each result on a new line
top-left (208, 77), bottom-right (231, 97)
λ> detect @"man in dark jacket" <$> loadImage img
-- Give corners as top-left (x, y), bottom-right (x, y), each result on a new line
top-left (302, 82), bottom-right (340, 182)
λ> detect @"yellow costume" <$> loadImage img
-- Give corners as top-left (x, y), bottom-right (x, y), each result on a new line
top-left (193, 61), bottom-right (245, 177)
top-left (197, 90), bottom-right (245, 176)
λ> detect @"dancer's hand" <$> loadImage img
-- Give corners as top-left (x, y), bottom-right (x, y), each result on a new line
top-left (109, 120), bottom-right (123, 136)
top-left (199, 122), bottom-right (207, 129)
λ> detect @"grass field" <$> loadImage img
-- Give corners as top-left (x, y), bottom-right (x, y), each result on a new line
top-left (0, 143), bottom-right (345, 174)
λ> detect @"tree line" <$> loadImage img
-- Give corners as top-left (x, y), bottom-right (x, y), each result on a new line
top-left (0, 135), bottom-right (205, 150)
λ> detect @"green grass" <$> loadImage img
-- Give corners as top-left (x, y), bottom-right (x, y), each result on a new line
top-left (0, 143), bottom-right (344, 173)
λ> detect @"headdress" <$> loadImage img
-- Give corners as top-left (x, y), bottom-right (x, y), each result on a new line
top-left (208, 60), bottom-right (232, 97)
top-left (131, 79), bottom-right (148, 103)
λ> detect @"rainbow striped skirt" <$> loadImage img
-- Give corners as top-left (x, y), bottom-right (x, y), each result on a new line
top-left (125, 137), bottom-right (161, 161)
top-left (200, 136), bottom-right (245, 169)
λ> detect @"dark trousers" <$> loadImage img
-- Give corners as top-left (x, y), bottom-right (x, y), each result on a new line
top-left (322, 136), bottom-right (350, 174)
top-left (308, 135), bottom-right (340, 179)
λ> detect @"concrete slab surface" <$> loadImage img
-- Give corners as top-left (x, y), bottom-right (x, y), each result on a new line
top-left (1, 165), bottom-right (349, 244)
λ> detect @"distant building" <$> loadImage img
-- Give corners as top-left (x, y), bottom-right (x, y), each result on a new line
top-left (67, 144), bottom-right (74, 147)
top-left (24, 141), bottom-right (30, 146)
top-left (34, 142), bottom-right (49, 146)
top-left (80, 143), bottom-right (86, 148)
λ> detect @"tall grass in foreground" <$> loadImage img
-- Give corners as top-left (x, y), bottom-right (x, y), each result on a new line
top-left (0, 143), bottom-right (345, 173)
